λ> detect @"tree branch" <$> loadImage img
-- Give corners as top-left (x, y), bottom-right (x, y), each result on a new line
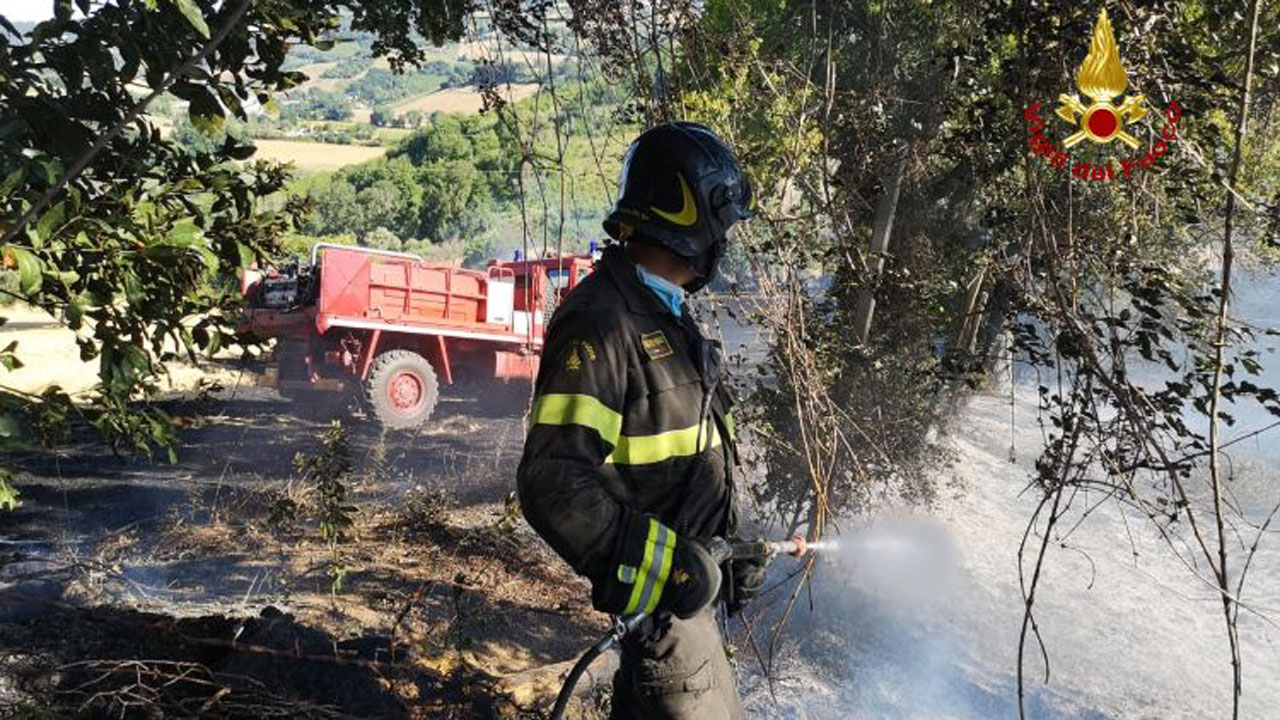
top-left (1205, 1), bottom-right (1263, 716)
top-left (0, 0), bottom-right (255, 247)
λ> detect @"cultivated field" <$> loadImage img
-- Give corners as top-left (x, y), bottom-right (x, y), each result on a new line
top-left (292, 61), bottom-right (343, 92)
top-left (391, 84), bottom-right (540, 115)
top-left (454, 41), bottom-right (573, 68)
top-left (293, 57), bottom-right (392, 94)
top-left (253, 139), bottom-right (388, 171)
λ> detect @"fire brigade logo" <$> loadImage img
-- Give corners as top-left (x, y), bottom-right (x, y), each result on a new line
top-left (1056, 9), bottom-right (1145, 149)
top-left (1022, 9), bottom-right (1181, 182)
top-left (564, 340), bottom-right (597, 371)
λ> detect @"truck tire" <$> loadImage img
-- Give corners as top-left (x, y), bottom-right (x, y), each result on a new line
top-left (365, 349), bottom-right (439, 429)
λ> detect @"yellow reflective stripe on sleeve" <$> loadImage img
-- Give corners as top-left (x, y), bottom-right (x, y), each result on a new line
top-left (624, 518), bottom-right (676, 615)
top-left (724, 412), bottom-right (736, 442)
top-left (604, 420), bottom-right (722, 466)
top-left (644, 527), bottom-right (676, 614)
top-left (624, 519), bottom-right (658, 614)
top-left (531, 393), bottom-right (623, 447)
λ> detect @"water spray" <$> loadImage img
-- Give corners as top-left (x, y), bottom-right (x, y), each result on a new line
top-left (549, 534), bottom-right (829, 719)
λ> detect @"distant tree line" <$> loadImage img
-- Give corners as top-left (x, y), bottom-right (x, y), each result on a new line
top-left (284, 62), bottom-right (485, 127)
top-left (319, 55), bottom-right (369, 79)
top-left (301, 114), bottom-right (514, 243)
top-left (281, 90), bottom-right (354, 122)
top-left (347, 64), bottom-right (474, 106)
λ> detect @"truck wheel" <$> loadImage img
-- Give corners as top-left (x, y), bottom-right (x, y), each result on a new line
top-left (365, 350), bottom-right (439, 429)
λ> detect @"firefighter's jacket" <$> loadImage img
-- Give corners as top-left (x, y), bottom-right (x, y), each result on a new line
top-left (517, 245), bottom-right (737, 616)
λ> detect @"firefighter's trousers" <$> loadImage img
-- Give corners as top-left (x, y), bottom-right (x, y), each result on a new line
top-left (609, 607), bottom-right (744, 720)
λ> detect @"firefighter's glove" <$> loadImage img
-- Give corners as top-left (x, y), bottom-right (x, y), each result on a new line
top-left (726, 554), bottom-right (766, 616)
top-left (593, 515), bottom-right (721, 620)
top-left (660, 538), bottom-right (723, 619)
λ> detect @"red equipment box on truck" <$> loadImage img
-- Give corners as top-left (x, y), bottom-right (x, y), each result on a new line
top-left (242, 243), bottom-right (595, 428)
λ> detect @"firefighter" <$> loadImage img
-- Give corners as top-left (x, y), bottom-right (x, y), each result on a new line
top-left (517, 121), bottom-right (762, 719)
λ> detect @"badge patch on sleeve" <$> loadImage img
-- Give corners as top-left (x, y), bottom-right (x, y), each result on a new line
top-left (564, 340), bottom-right (597, 371)
top-left (640, 331), bottom-right (674, 361)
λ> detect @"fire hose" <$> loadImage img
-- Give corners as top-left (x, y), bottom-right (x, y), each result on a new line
top-left (548, 534), bottom-right (824, 720)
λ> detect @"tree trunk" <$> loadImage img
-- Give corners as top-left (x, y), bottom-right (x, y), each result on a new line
top-left (852, 149), bottom-right (908, 346)
top-left (955, 267), bottom-right (987, 352)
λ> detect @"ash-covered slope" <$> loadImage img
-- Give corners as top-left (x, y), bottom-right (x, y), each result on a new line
top-left (739, 391), bottom-right (1280, 720)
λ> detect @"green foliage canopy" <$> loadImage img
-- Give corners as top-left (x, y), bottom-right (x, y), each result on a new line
top-left (0, 0), bottom-right (470, 501)
top-left (302, 114), bottom-right (514, 242)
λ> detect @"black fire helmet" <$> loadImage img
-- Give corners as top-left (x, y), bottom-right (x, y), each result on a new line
top-left (603, 122), bottom-right (752, 290)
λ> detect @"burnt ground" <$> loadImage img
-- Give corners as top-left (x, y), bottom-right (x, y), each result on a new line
top-left (0, 383), bottom-right (611, 719)
top-left (7, 342), bottom-right (1278, 718)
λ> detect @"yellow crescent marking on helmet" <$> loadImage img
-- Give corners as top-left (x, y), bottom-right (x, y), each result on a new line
top-left (650, 173), bottom-right (698, 227)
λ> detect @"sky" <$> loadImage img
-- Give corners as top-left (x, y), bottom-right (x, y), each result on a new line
top-left (0, 0), bottom-right (54, 23)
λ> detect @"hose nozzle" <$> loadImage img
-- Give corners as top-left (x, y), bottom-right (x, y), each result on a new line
top-left (770, 534), bottom-right (809, 557)
top-left (725, 534), bottom-right (832, 562)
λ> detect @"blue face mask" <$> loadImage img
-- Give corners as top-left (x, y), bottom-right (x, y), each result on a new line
top-left (635, 264), bottom-right (686, 318)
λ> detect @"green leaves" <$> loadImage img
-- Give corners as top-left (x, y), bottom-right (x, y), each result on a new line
top-left (292, 421), bottom-right (356, 592)
top-left (0, 474), bottom-right (20, 511)
top-left (0, 341), bottom-right (22, 371)
top-left (237, 240), bottom-right (256, 269)
top-left (0, 168), bottom-right (25, 197)
top-left (187, 86), bottom-right (226, 134)
top-left (0, 0), bottom-right (478, 476)
top-left (220, 135), bottom-right (257, 161)
top-left (168, 0), bottom-right (211, 39)
top-left (31, 202), bottom-right (68, 248)
top-left (2, 245), bottom-right (43, 295)
top-left (167, 217), bottom-right (203, 247)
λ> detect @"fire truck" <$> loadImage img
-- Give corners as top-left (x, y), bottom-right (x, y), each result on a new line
top-left (241, 243), bottom-right (595, 429)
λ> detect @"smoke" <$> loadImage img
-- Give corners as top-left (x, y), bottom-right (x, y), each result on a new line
top-left (738, 383), bottom-right (1280, 719)
top-left (741, 517), bottom-right (974, 719)
top-left (807, 518), bottom-right (1018, 720)
top-left (740, 516), bottom-right (1111, 719)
